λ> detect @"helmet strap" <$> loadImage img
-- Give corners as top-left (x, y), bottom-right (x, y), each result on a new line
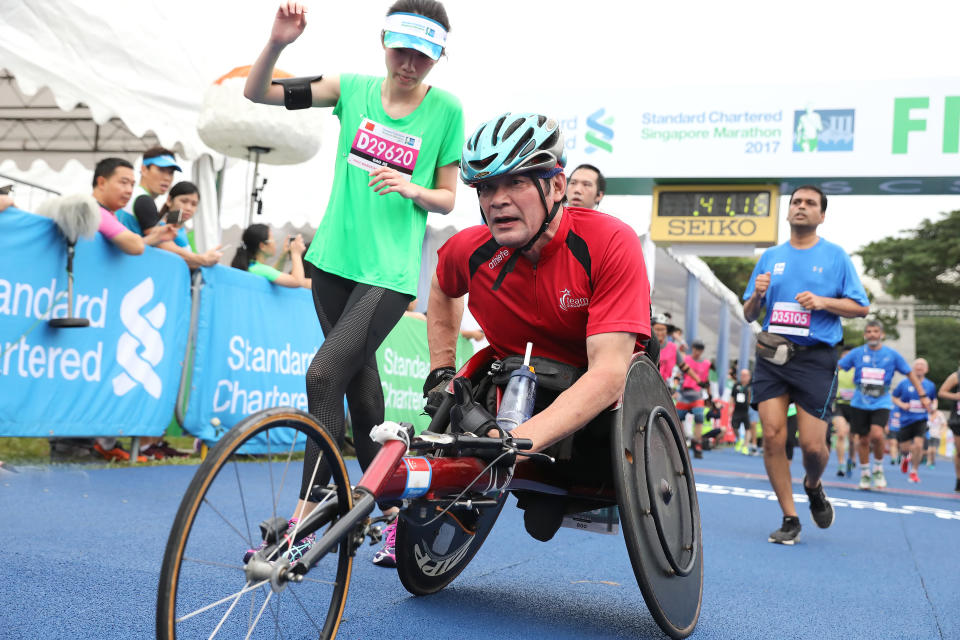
top-left (490, 178), bottom-right (561, 292)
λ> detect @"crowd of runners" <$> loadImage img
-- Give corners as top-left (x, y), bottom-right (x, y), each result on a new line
top-left (654, 319), bottom-right (960, 498)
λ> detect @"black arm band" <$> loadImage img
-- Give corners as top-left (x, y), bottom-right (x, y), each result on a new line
top-left (271, 75), bottom-right (323, 110)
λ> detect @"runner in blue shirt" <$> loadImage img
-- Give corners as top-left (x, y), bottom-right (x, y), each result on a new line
top-left (742, 185), bottom-right (869, 545)
top-left (838, 320), bottom-right (930, 489)
top-left (891, 357), bottom-right (937, 483)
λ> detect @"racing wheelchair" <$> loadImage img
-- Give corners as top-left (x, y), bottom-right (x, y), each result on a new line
top-left (157, 348), bottom-right (703, 639)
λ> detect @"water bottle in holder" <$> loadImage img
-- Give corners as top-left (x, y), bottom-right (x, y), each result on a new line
top-left (496, 342), bottom-right (537, 433)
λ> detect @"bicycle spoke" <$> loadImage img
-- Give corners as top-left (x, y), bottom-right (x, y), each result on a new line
top-left (175, 578), bottom-right (268, 624)
top-left (267, 429), bottom-right (276, 522)
top-left (286, 584), bottom-right (323, 634)
top-left (288, 450), bottom-right (324, 556)
top-left (299, 575), bottom-right (339, 586)
top-left (272, 435), bottom-right (299, 521)
top-left (244, 590), bottom-right (273, 640)
top-left (248, 586), bottom-right (258, 635)
top-left (233, 459), bottom-right (253, 546)
top-left (267, 589), bottom-right (288, 640)
top-left (202, 497), bottom-right (253, 547)
top-left (182, 556), bottom-right (246, 572)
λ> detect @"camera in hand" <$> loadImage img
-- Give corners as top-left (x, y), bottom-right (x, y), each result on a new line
top-left (166, 209), bottom-right (183, 225)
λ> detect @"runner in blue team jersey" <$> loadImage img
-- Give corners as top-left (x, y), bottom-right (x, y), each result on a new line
top-left (743, 185), bottom-right (870, 545)
top-left (890, 358), bottom-right (936, 483)
top-left (838, 321), bottom-right (930, 490)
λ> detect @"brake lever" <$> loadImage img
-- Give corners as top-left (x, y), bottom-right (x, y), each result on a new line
top-left (515, 450), bottom-right (555, 464)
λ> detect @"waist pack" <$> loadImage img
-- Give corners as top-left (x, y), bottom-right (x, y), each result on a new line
top-left (756, 331), bottom-right (796, 366)
top-left (491, 355), bottom-right (585, 392)
top-left (858, 383), bottom-right (888, 398)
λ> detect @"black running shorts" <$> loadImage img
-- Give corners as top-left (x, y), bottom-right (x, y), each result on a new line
top-left (752, 345), bottom-right (838, 420)
top-left (835, 402), bottom-right (854, 424)
top-left (848, 407), bottom-right (891, 437)
top-left (897, 420), bottom-right (927, 442)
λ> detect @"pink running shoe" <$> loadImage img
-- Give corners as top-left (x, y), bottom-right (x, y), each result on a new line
top-left (908, 471), bottom-right (920, 483)
top-left (372, 521), bottom-right (397, 568)
top-left (243, 518), bottom-right (316, 565)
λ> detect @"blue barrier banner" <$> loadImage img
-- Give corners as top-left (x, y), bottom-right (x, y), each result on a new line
top-left (184, 265), bottom-right (323, 452)
top-left (0, 209), bottom-right (191, 437)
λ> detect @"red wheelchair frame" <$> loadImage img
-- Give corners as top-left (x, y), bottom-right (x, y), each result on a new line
top-left (157, 347), bottom-right (702, 640)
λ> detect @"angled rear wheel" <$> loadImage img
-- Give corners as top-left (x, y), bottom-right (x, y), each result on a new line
top-left (612, 355), bottom-right (703, 639)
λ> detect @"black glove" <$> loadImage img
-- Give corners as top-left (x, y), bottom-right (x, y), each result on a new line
top-left (698, 379), bottom-right (710, 389)
top-left (423, 366), bottom-right (456, 397)
top-left (423, 366), bottom-right (456, 417)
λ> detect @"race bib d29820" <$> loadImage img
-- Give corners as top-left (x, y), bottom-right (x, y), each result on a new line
top-left (768, 301), bottom-right (811, 337)
top-left (348, 118), bottom-right (421, 178)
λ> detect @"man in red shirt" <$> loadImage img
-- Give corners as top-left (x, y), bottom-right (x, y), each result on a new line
top-left (425, 112), bottom-right (650, 456)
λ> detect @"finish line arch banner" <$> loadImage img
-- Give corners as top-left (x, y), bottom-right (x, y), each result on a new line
top-left (0, 209), bottom-right (191, 437)
top-left (183, 265), bottom-right (322, 453)
top-left (476, 77), bottom-right (960, 195)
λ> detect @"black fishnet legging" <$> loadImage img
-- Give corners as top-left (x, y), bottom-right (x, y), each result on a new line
top-left (300, 269), bottom-right (411, 499)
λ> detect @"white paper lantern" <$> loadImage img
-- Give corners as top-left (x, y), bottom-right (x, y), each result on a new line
top-left (197, 66), bottom-right (323, 165)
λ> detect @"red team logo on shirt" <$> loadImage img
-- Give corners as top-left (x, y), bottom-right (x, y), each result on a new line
top-left (559, 288), bottom-right (589, 311)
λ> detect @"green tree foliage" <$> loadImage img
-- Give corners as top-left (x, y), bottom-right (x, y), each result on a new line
top-left (915, 317), bottom-right (960, 387)
top-left (701, 256), bottom-right (758, 297)
top-left (858, 210), bottom-right (960, 305)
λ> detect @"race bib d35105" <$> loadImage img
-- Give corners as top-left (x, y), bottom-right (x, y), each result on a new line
top-left (768, 301), bottom-right (811, 337)
top-left (348, 118), bottom-right (421, 178)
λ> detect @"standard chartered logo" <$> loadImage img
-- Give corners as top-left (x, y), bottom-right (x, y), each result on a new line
top-left (112, 278), bottom-right (166, 399)
top-left (585, 108), bottom-right (614, 153)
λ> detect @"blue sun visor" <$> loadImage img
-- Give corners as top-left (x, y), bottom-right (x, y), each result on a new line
top-left (383, 12), bottom-right (447, 61)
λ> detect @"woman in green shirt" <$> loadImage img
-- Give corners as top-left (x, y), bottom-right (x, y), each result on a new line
top-left (231, 223), bottom-right (310, 288)
top-left (244, 0), bottom-right (463, 568)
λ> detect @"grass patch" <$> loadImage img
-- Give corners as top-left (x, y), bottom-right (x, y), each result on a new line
top-left (1, 435), bottom-right (353, 468)
top-left (0, 437), bottom-right (49, 463)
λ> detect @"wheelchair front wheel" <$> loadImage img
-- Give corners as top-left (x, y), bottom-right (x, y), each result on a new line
top-left (157, 408), bottom-right (354, 640)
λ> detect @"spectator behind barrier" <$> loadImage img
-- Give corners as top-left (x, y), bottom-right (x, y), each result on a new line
top-left (231, 223), bottom-right (310, 288)
top-left (154, 181), bottom-right (223, 268)
top-left (92, 157), bottom-right (176, 255)
top-left (45, 158), bottom-right (175, 464)
top-left (123, 146), bottom-right (179, 234)
top-left (0, 187), bottom-right (15, 212)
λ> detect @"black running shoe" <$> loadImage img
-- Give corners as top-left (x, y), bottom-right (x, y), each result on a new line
top-left (955, 478), bottom-right (960, 493)
top-left (768, 515), bottom-right (801, 545)
top-left (692, 442), bottom-right (703, 459)
top-left (803, 476), bottom-right (835, 529)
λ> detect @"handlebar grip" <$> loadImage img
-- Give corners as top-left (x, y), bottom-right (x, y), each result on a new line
top-left (511, 438), bottom-right (533, 451)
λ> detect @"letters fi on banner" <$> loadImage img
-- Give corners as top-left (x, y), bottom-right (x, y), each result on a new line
top-left (0, 209), bottom-right (191, 437)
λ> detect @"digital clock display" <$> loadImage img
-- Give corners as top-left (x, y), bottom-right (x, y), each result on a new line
top-left (657, 190), bottom-right (772, 218)
top-left (650, 184), bottom-right (780, 246)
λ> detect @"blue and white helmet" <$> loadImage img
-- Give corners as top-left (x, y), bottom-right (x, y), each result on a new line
top-left (460, 113), bottom-right (567, 185)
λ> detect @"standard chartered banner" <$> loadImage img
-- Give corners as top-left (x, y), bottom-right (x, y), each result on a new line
top-left (0, 209), bottom-right (191, 437)
top-left (183, 265), bottom-right (321, 452)
top-left (470, 78), bottom-right (960, 194)
top-left (377, 316), bottom-right (474, 434)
